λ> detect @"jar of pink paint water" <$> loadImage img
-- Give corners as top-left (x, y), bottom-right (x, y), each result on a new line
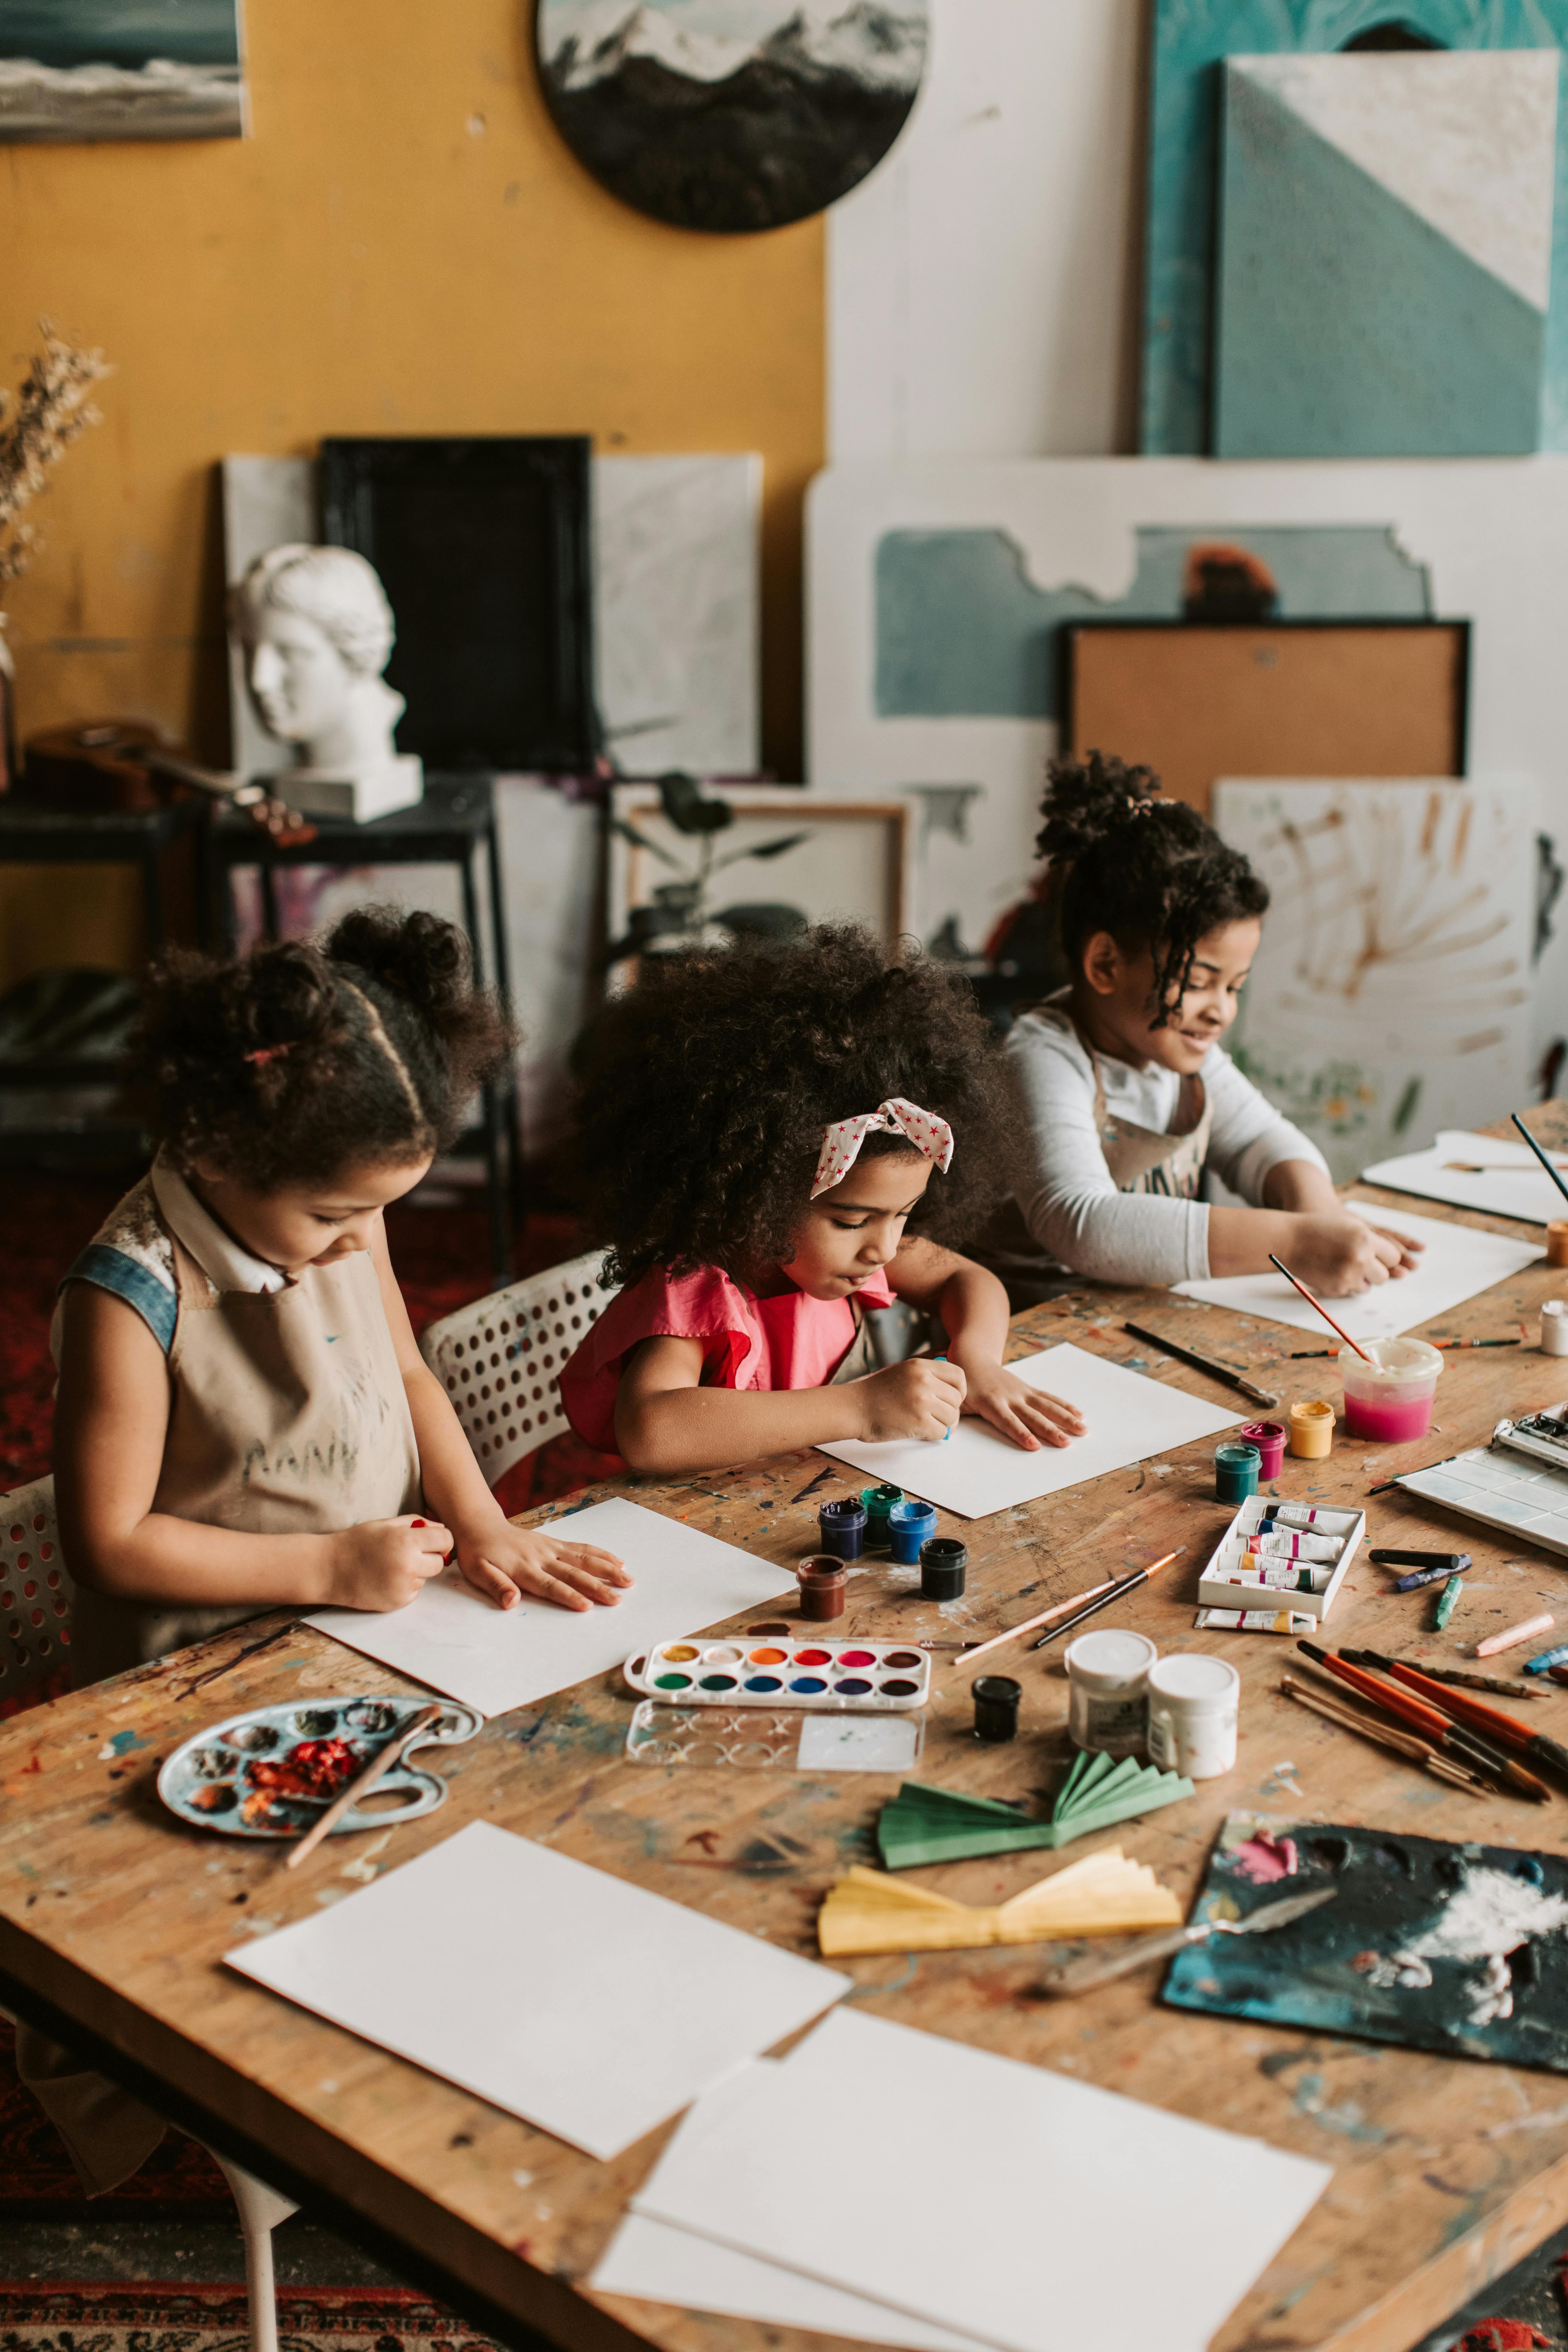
top-left (1338, 1337), bottom-right (1443, 1442)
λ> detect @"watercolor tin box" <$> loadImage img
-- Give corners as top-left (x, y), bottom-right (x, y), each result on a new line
top-left (623, 1636), bottom-right (932, 1712)
top-left (1195, 1498), bottom-right (1364, 1624)
top-left (158, 1694), bottom-right (480, 1839)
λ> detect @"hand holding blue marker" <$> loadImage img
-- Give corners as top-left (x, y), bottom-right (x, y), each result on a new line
top-left (934, 1352), bottom-right (952, 1441)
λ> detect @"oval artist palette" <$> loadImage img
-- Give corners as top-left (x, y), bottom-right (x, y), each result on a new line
top-left (158, 1694), bottom-right (480, 1841)
top-left (623, 1639), bottom-right (932, 1713)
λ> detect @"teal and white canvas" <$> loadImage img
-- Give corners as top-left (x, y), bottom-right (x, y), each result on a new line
top-left (1215, 52), bottom-right (1559, 458)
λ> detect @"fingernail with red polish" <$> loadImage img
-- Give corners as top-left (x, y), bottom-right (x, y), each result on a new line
top-left (412, 1518), bottom-right (427, 1527)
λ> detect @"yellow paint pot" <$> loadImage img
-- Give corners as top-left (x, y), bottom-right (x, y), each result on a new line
top-left (1288, 1398), bottom-right (1335, 1460)
top-left (1548, 1221), bottom-right (1568, 1268)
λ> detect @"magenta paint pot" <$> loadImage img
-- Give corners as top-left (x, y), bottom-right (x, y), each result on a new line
top-left (1240, 1420), bottom-right (1287, 1480)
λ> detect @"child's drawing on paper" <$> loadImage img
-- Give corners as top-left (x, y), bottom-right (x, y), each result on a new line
top-left (1214, 780), bottom-right (1537, 1180)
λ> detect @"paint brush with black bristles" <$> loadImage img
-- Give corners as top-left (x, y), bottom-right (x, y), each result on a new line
top-left (1345, 1648), bottom-right (1568, 1792)
top-left (1296, 1641), bottom-right (1552, 1801)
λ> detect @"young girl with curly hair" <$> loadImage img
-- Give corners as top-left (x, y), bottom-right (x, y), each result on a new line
top-left (978, 753), bottom-right (1421, 1302)
top-left (52, 907), bottom-right (630, 1687)
top-left (558, 925), bottom-right (1086, 1472)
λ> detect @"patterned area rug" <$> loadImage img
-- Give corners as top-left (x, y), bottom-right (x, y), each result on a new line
top-left (0, 2280), bottom-right (500, 2352)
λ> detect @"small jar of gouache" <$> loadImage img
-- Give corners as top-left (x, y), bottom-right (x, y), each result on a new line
top-left (860, 1483), bottom-right (905, 1552)
top-left (796, 1554), bottom-right (848, 1620)
top-left (818, 1496), bottom-right (867, 1560)
top-left (920, 1537), bottom-right (967, 1600)
top-left (1214, 1441), bottom-right (1260, 1503)
top-left (1239, 1419), bottom-right (1286, 1480)
top-left (973, 1675), bottom-right (1021, 1743)
top-left (1288, 1398), bottom-right (1335, 1459)
top-left (887, 1497), bottom-right (937, 1564)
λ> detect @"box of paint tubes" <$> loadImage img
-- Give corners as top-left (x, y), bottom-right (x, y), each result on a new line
top-left (1195, 1498), bottom-right (1364, 1626)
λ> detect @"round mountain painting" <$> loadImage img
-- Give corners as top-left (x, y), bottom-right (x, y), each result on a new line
top-left (537, 0), bottom-right (929, 234)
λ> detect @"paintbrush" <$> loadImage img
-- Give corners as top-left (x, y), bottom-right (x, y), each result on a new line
top-left (1267, 1254), bottom-right (1374, 1362)
top-left (1512, 1112), bottom-right (1568, 1205)
top-left (285, 1703), bottom-right (443, 1870)
top-left (1372, 1659), bottom-right (1546, 1701)
top-left (1297, 1641), bottom-right (1551, 1800)
top-left (1121, 1322), bottom-right (1280, 1408)
top-left (1346, 1649), bottom-right (1568, 1791)
top-left (1031, 1550), bottom-right (1180, 1651)
top-left (1280, 1674), bottom-right (1488, 1794)
top-left (936, 1562), bottom-right (1177, 1665)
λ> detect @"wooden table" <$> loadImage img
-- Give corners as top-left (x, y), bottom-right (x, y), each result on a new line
top-left (8, 1108), bottom-right (1568, 2352)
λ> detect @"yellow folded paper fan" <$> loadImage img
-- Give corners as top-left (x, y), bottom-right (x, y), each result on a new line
top-left (818, 1848), bottom-right (1182, 1958)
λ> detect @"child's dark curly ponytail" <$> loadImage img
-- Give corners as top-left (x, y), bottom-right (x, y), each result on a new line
top-left (1037, 750), bottom-right (1268, 1024)
top-left (139, 907), bottom-right (514, 1188)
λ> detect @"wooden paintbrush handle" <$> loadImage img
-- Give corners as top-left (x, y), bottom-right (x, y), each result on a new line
top-left (285, 1703), bottom-right (443, 1869)
top-left (1035, 1923), bottom-right (1204, 1997)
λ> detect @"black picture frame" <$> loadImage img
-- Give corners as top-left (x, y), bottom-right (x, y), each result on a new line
top-left (321, 435), bottom-right (598, 772)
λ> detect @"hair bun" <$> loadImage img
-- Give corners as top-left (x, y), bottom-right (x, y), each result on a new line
top-left (1036, 749), bottom-right (1164, 867)
top-left (326, 906), bottom-right (472, 1034)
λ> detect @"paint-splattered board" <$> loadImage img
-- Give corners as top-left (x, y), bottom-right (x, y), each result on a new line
top-left (4, 1100), bottom-right (1568, 2352)
top-left (1166, 1811), bottom-right (1568, 2066)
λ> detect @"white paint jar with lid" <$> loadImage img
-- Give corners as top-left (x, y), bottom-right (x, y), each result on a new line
top-left (1146, 1653), bottom-right (1240, 1780)
top-left (1063, 1628), bottom-right (1157, 1757)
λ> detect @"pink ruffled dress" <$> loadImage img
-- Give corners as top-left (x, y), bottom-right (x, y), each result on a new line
top-left (559, 1262), bottom-right (895, 1454)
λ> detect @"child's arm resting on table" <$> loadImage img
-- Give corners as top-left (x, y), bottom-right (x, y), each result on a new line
top-left (887, 1238), bottom-right (1086, 1452)
top-left (53, 1282), bottom-right (453, 1614)
top-left (614, 1335), bottom-right (964, 1475)
top-left (372, 1226), bottom-right (630, 1612)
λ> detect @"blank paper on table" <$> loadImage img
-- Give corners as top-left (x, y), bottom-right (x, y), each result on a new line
top-left (226, 1823), bottom-right (850, 2161)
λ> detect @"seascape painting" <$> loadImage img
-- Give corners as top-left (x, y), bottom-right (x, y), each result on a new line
top-left (537, 0), bottom-right (928, 233)
top-left (0, 0), bottom-right (245, 143)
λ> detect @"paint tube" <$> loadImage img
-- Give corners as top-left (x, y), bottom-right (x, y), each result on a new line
top-left (1248, 1530), bottom-right (1341, 1563)
top-left (1259, 1504), bottom-right (1358, 1532)
top-left (1225, 1559), bottom-right (1333, 1593)
top-left (1196, 1606), bottom-right (1316, 1634)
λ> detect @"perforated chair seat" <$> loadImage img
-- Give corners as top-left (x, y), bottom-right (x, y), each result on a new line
top-left (1, 1477), bottom-right (75, 1704)
top-left (420, 1250), bottom-right (619, 1486)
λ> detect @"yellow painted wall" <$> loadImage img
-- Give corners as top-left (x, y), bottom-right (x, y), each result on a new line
top-left (0, 0), bottom-right (824, 984)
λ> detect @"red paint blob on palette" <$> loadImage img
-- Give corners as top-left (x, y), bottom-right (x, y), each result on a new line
top-left (838, 1650), bottom-right (876, 1667)
top-left (794, 1649), bottom-right (832, 1666)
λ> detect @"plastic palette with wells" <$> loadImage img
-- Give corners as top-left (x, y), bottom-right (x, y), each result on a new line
top-left (623, 1636), bottom-right (932, 1712)
top-left (626, 1700), bottom-right (926, 1774)
top-left (158, 1694), bottom-right (480, 1840)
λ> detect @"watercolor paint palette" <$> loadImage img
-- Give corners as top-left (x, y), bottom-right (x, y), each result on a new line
top-left (1396, 1427), bottom-right (1568, 1560)
top-left (626, 1701), bottom-right (926, 1774)
top-left (1196, 1497), bottom-right (1364, 1623)
top-left (158, 1693), bottom-right (480, 1840)
top-left (623, 1637), bottom-right (932, 1712)
top-left (1165, 1810), bottom-right (1568, 2073)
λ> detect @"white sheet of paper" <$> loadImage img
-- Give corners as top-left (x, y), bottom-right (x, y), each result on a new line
top-left (631, 2008), bottom-right (1332, 2352)
top-left (814, 1342), bottom-right (1240, 1520)
top-left (596, 2212), bottom-right (988, 2351)
top-left (307, 1497), bottom-right (797, 1718)
top-left (1362, 1129), bottom-right (1568, 1226)
top-left (226, 1822), bottom-right (849, 2162)
top-left (1174, 1208), bottom-right (1542, 1340)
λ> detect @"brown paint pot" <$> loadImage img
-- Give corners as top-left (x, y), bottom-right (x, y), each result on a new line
top-left (796, 1554), bottom-right (848, 1620)
top-left (1548, 1221), bottom-right (1568, 1268)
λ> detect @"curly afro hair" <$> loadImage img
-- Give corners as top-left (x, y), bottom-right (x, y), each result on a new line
top-left (572, 925), bottom-right (1015, 1288)
top-left (139, 906), bottom-right (514, 1188)
top-left (1037, 750), bottom-right (1269, 1025)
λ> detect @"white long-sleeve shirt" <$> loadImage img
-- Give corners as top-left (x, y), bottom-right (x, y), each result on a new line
top-left (998, 1002), bottom-right (1330, 1286)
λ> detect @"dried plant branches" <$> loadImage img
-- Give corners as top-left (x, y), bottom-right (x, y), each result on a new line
top-left (0, 322), bottom-right (111, 593)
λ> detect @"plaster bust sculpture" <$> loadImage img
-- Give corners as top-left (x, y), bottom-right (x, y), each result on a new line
top-left (228, 543), bottom-right (423, 821)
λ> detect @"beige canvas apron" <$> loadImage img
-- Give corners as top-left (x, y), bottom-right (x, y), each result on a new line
top-left (22, 1226), bottom-right (422, 2191)
top-left (979, 1004), bottom-right (1214, 1297)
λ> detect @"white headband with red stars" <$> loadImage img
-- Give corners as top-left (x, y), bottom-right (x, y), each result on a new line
top-left (811, 1098), bottom-right (955, 1200)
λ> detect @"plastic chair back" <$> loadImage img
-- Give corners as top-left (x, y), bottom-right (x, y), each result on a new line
top-left (420, 1251), bottom-right (618, 1484)
top-left (1, 1477), bottom-right (75, 1706)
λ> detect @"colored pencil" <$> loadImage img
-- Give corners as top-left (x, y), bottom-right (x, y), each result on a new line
top-left (1296, 1641), bottom-right (1550, 1800)
top-left (953, 1553), bottom-right (1184, 1666)
top-left (1030, 1550), bottom-right (1180, 1651)
top-left (1350, 1650), bottom-right (1568, 1790)
top-left (1511, 1112), bottom-right (1568, 1206)
top-left (1379, 1660), bottom-right (1546, 1701)
top-left (1280, 1674), bottom-right (1486, 1794)
top-left (1267, 1254), bottom-right (1374, 1362)
top-left (285, 1703), bottom-right (443, 1870)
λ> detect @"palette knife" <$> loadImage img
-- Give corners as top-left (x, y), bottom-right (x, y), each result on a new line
top-left (1035, 1884), bottom-right (1338, 1997)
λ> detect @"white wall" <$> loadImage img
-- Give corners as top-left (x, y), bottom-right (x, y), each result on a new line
top-left (827, 0), bottom-right (1144, 462)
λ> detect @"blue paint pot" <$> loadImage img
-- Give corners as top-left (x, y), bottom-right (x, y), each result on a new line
top-left (887, 1498), bottom-right (937, 1564)
top-left (819, 1496), bottom-right (868, 1560)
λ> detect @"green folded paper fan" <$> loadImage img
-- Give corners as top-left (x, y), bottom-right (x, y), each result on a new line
top-left (875, 1754), bottom-right (1194, 1870)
